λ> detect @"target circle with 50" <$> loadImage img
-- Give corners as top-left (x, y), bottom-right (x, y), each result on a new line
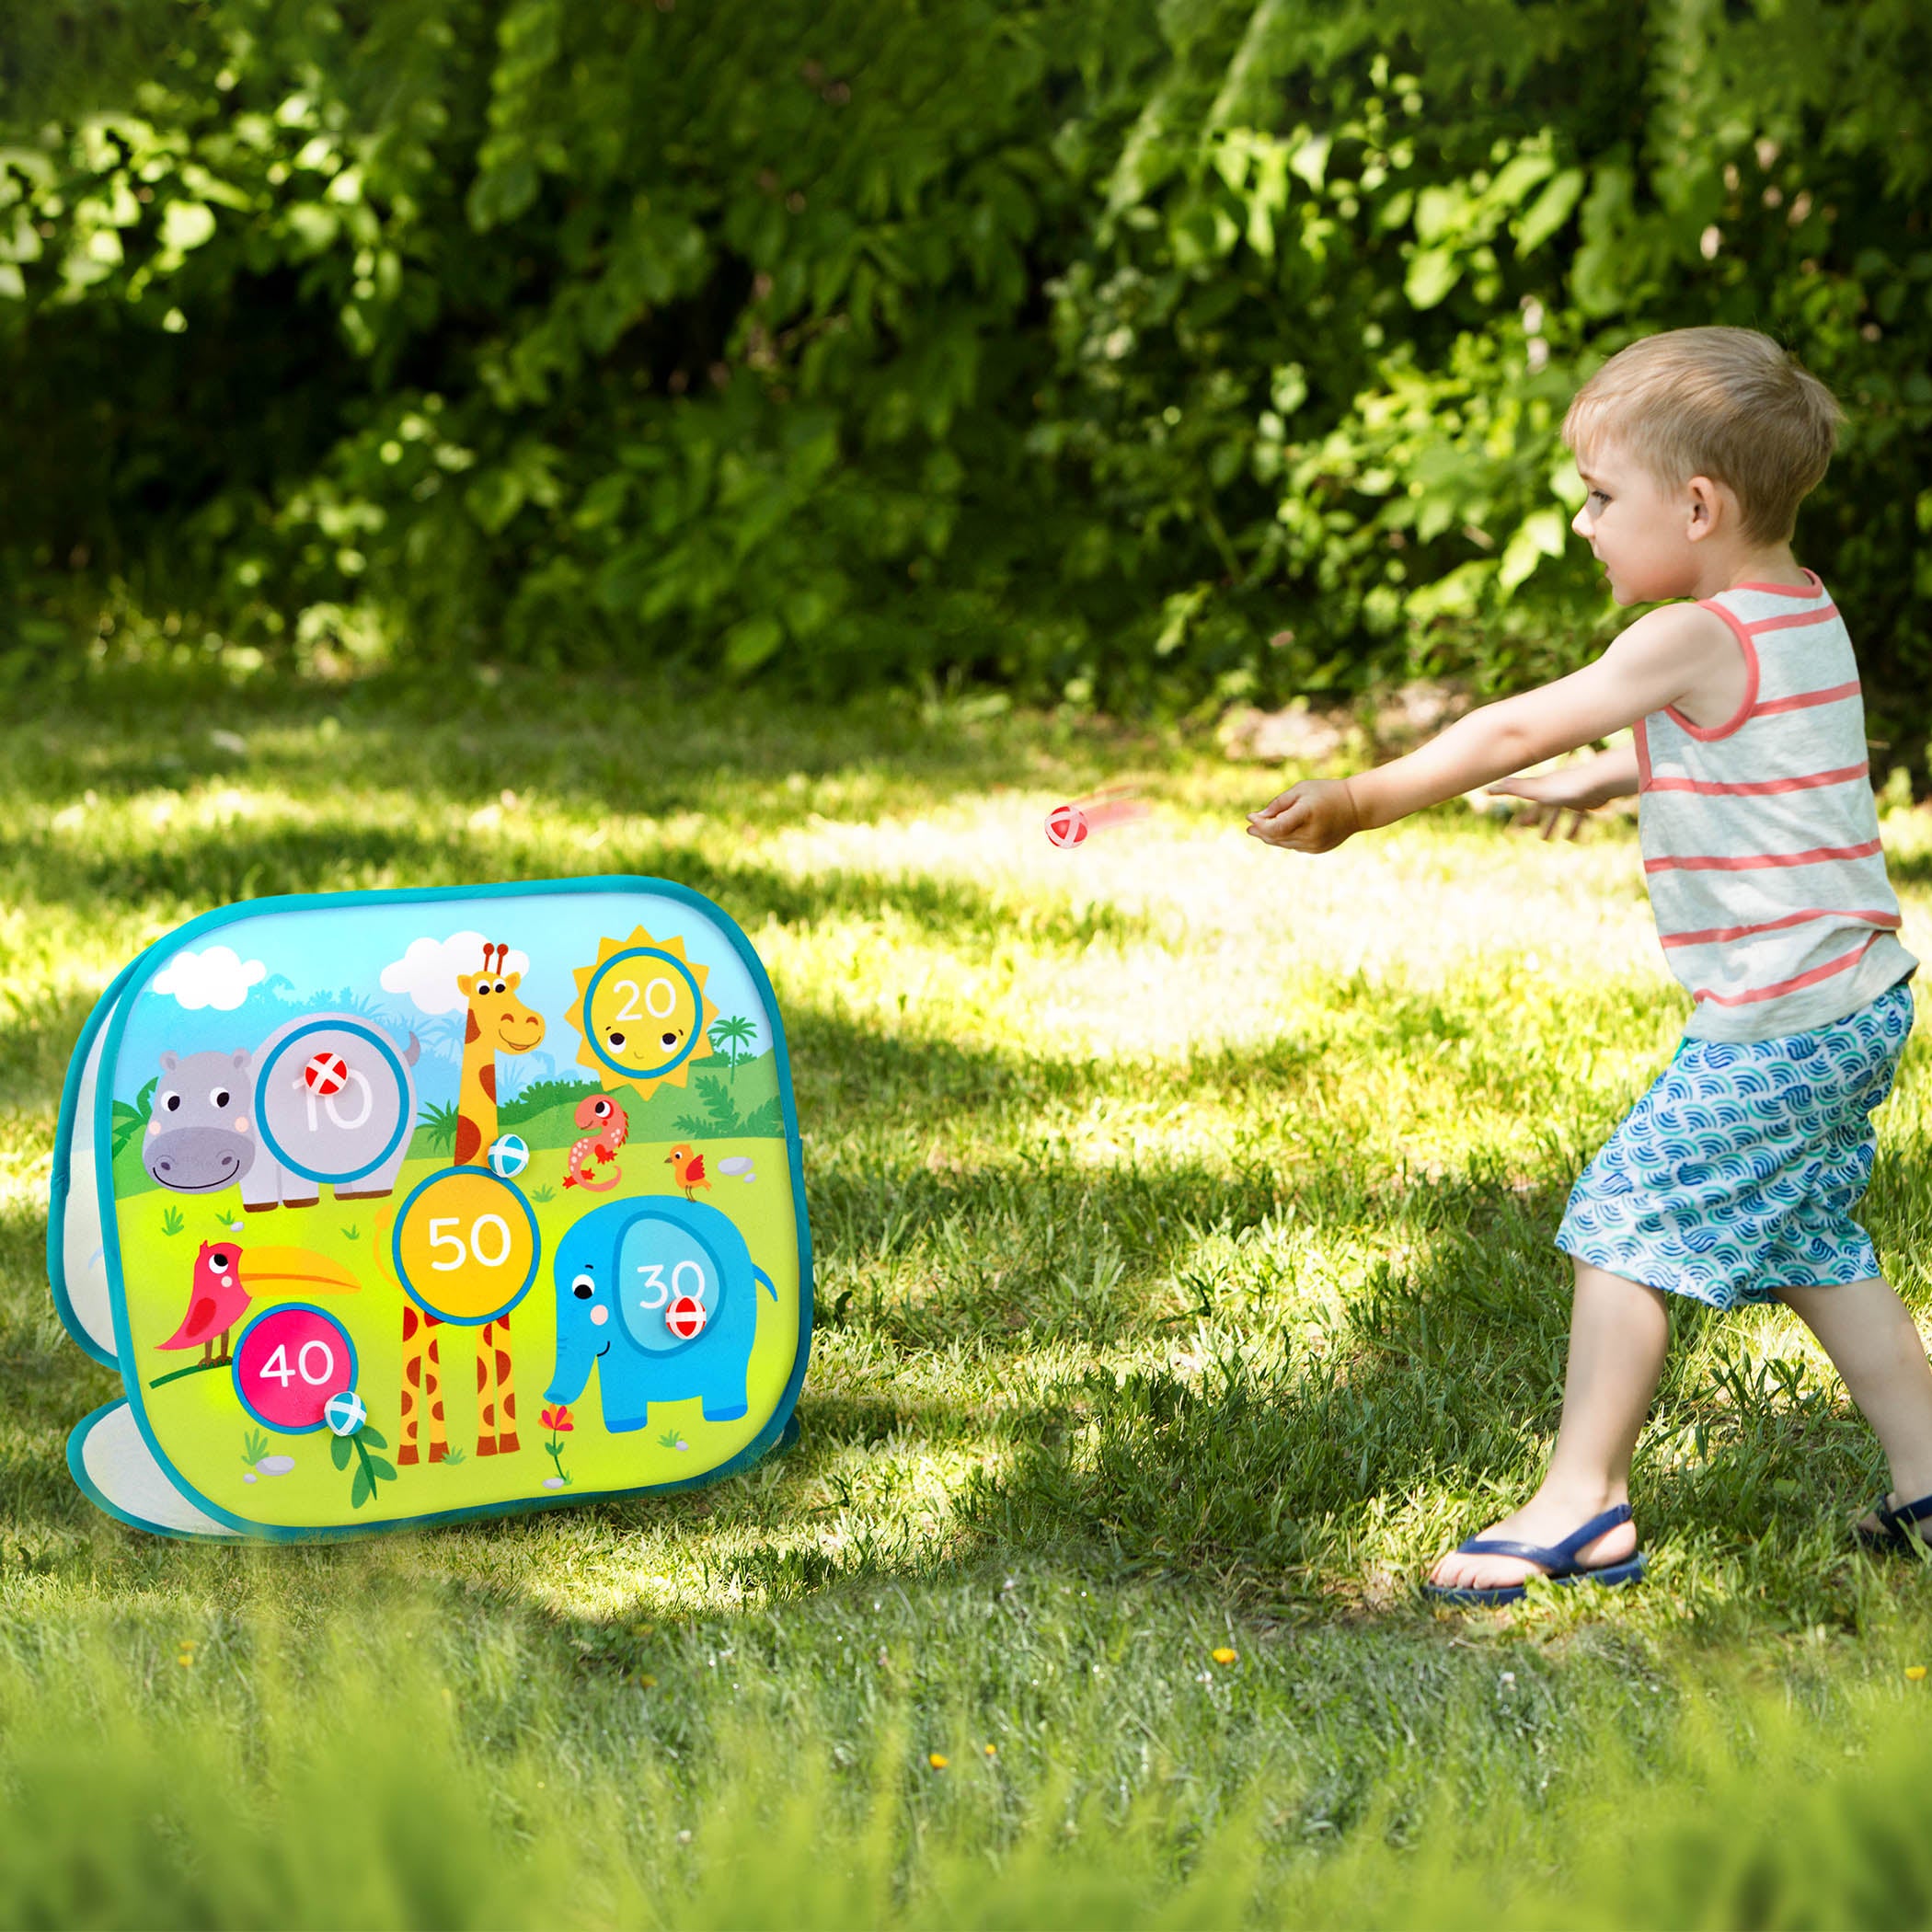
top-left (391, 1167), bottom-right (541, 1325)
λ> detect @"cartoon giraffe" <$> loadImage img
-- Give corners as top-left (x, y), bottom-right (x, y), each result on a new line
top-left (397, 940), bottom-right (547, 1465)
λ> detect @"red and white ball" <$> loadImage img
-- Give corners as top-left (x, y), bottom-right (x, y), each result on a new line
top-left (665, 1294), bottom-right (708, 1340)
top-left (303, 1051), bottom-right (350, 1096)
top-left (1044, 803), bottom-right (1089, 849)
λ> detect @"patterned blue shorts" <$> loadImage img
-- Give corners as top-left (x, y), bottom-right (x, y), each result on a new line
top-left (1557, 981), bottom-right (1915, 1310)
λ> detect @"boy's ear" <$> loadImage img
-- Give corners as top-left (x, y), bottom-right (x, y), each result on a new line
top-left (1684, 474), bottom-right (1728, 542)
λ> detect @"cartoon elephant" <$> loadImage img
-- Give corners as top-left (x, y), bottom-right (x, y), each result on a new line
top-left (144, 1014), bottom-right (421, 1210)
top-left (544, 1196), bottom-right (777, 1431)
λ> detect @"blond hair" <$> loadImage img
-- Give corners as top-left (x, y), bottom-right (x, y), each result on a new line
top-left (1562, 327), bottom-right (1843, 543)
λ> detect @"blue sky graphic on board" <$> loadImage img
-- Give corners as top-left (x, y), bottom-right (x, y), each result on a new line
top-left (110, 891), bottom-right (769, 1110)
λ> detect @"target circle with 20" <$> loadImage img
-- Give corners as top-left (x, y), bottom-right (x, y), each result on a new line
top-left (581, 947), bottom-right (706, 1083)
top-left (392, 1167), bottom-right (541, 1325)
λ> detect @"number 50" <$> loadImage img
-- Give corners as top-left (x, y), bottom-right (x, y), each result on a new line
top-left (428, 1213), bottom-right (513, 1271)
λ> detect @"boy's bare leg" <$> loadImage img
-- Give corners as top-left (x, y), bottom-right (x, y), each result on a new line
top-left (1777, 1278), bottom-right (1932, 1535)
top-left (1429, 1260), bottom-right (1668, 1592)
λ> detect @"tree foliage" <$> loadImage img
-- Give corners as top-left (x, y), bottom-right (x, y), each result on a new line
top-left (4, 1), bottom-right (1929, 766)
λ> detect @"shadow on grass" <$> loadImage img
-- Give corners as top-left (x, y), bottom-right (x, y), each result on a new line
top-left (8, 671), bottom-right (1171, 818)
top-left (0, 985), bottom-right (104, 1113)
top-left (1, 1144), bottom-right (1912, 1631)
top-left (6, 938), bottom-right (1925, 1637)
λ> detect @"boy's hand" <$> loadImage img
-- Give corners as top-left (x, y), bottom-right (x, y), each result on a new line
top-left (1246, 778), bottom-right (1362, 853)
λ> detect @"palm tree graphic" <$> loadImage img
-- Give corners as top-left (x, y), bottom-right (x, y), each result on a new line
top-left (707, 1016), bottom-right (757, 1094)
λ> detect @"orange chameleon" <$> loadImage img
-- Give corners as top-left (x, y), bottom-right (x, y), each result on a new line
top-left (664, 1143), bottom-right (710, 1202)
top-left (563, 1094), bottom-right (628, 1192)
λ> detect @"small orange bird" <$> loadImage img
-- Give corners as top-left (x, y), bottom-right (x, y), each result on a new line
top-left (664, 1143), bottom-right (710, 1202)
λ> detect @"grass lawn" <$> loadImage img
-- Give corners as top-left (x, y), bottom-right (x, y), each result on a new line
top-left (6, 665), bottom-right (1932, 1925)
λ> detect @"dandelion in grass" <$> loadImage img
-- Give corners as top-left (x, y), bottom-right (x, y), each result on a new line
top-left (1211, 1647), bottom-right (1237, 1666)
top-left (1908, 1666), bottom-right (1926, 1682)
top-left (983, 1743), bottom-right (997, 1758)
top-left (540, 1405), bottom-right (574, 1487)
top-left (177, 1640), bottom-right (196, 1669)
top-left (927, 1753), bottom-right (949, 1770)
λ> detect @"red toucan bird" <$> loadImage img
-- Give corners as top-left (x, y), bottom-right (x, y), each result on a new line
top-left (157, 1239), bottom-right (360, 1365)
top-left (664, 1143), bottom-right (711, 1202)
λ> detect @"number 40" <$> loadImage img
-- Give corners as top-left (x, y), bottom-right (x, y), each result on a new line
top-left (259, 1340), bottom-right (337, 1387)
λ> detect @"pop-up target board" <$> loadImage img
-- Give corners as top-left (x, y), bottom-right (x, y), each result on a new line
top-left (48, 878), bottom-right (811, 1540)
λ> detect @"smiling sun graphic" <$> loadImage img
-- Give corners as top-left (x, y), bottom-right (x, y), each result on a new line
top-left (565, 926), bottom-right (719, 1099)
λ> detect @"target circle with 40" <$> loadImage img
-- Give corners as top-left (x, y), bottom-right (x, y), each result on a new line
top-left (232, 1304), bottom-right (359, 1434)
top-left (392, 1167), bottom-right (541, 1326)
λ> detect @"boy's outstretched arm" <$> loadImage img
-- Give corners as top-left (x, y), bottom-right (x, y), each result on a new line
top-left (1247, 603), bottom-right (1725, 854)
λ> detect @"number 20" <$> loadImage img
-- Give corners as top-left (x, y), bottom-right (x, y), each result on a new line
top-left (611, 977), bottom-right (678, 1021)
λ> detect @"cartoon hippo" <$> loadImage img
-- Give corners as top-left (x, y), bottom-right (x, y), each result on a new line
top-left (144, 1050), bottom-right (259, 1195)
top-left (143, 1014), bottom-right (422, 1211)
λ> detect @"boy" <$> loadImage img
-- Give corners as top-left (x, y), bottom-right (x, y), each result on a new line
top-left (1248, 327), bottom-right (1927, 1603)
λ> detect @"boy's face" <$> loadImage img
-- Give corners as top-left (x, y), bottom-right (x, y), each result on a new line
top-left (1569, 442), bottom-right (1705, 606)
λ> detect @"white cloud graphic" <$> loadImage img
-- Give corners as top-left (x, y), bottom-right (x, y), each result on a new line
top-left (379, 931), bottom-right (532, 1017)
top-left (152, 946), bottom-right (268, 1012)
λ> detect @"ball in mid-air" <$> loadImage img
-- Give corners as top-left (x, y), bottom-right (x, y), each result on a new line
top-left (324, 1388), bottom-right (368, 1437)
top-left (486, 1133), bottom-right (530, 1179)
top-left (303, 1050), bottom-right (350, 1096)
top-left (1045, 803), bottom-right (1089, 848)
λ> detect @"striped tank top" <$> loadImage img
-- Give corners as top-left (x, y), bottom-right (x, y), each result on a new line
top-left (1636, 571), bottom-right (1916, 1042)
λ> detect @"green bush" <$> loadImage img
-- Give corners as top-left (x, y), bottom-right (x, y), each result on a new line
top-left (3, 2), bottom-right (1929, 769)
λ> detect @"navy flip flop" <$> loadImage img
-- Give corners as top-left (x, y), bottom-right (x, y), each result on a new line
top-left (1424, 1502), bottom-right (1647, 1607)
top-left (1854, 1490), bottom-right (1932, 1556)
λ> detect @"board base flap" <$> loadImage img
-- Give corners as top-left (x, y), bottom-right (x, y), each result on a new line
top-left (69, 1403), bottom-right (231, 1540)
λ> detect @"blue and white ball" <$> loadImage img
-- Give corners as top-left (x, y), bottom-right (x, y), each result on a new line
top-left (486, 1133), bottom-right (530, 1179)
top-left (324, 1389), bottom-right (368, 1437)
